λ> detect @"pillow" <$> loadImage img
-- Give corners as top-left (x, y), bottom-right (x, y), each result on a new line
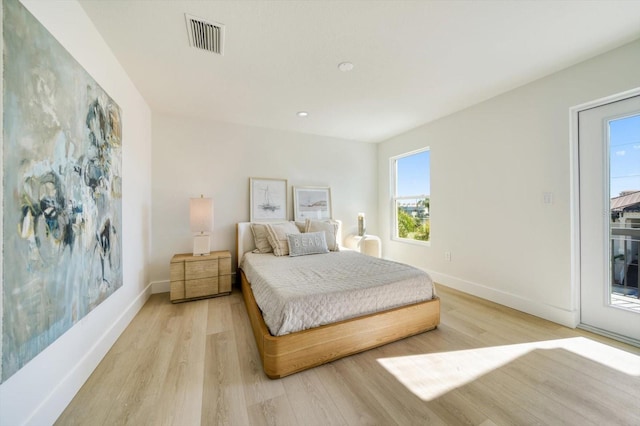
top-left (287, 232), bottom-right (329, 257)
top-left (265, 222), bottom-right (301, 256)
top-left (250, 223), bottom-right (274, 253)
top-left (305, 219), bottom-right (340, 251)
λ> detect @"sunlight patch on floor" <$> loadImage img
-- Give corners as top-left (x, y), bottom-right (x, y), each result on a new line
top-left (376, 337), bottom-right (640, 401)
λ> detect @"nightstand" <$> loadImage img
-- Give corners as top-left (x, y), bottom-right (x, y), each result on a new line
top-left (170, 250), bottom-right (232, 303)
top-left (344, 234), bottom-right (382, 258)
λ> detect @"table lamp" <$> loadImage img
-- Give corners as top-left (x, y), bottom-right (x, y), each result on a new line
top-left (190, 195), bottom-right (213, 256)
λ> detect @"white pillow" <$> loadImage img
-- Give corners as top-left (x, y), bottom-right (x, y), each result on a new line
top-left (265, 222), bottom-right (301, 256)
top-left (250, 223), bottom-right (275, 253)
top-left (287, 232), bottom-right (329, 257)
top-left (304, 219), bottom-right (340, 251)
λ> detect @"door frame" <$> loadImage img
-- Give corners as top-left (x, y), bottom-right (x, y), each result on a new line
top-left (569, 87), bottom-right (640, 338)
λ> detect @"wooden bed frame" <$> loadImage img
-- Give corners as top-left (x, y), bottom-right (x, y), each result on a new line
top-left (236, 222), bottom-right (440, 379)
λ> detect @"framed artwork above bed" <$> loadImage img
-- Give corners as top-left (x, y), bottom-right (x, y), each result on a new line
top-left (250, 177), bottom-right (288, 221)
top-left (293, 186), bottom-right (332, 221)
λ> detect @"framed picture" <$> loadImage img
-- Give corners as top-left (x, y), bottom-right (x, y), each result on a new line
top-left (250, 178), bottom-right (288, 221)
top-left (293, 186), bottom-right (332, 221)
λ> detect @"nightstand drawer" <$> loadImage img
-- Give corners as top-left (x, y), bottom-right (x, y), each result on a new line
top-left (170, 262), bottom-right (185, 281)
top-left (219, 256), bottom-right (231, 275)
top-left (219, 274), bottom-right (232, 293)
top-left (170, 280), bottom-right (185, 300)
top-left (185, 277), bottom-right (218, 299)
top-left (185, 259), bottom-right (218, 280)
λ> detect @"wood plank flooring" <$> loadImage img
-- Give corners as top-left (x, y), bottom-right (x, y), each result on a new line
top-left (56, 285), bottom-right (640, 425)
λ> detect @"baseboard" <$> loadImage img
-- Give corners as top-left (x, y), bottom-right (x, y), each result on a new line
top-left (25, 283), bottom-right (152, 426)
top-left (151, 280), bottom-right (170, 294)
top-left (427, 270), bottom-right (579, 328)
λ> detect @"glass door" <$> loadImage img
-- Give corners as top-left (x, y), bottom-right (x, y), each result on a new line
top-left (578, 95), bottom-right (640, 343)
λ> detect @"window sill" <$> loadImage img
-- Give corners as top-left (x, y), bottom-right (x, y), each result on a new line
top-left (391, 237), bottom-right (431, 247)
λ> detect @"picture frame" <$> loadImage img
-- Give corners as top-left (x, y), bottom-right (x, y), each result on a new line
top-left (293, 186), bottom-right (332, 222)
top-left (250, 178), bottom-right (288, 222)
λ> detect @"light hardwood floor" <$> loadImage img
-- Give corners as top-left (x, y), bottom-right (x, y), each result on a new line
top-left (56, 285), bottom-right (640, 425)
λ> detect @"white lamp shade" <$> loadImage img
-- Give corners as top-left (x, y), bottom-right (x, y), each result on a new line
top-left (190, 197), bottom-right (213, 233)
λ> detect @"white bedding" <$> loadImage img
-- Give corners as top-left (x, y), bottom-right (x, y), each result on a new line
top-left (240, 250), bottom-right (434, 336)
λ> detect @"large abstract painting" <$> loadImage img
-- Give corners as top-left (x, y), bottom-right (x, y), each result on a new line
top-left (2, 0), bottom-right (123, 382)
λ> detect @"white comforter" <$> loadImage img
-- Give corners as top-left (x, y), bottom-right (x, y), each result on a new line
top-left (240, 251), bottom-right (434, 336)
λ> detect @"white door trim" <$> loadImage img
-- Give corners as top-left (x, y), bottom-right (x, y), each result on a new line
top-left (569, 87), bottom-right (640, 329)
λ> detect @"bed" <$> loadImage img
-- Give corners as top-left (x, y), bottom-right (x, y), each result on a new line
top-left (236, 222), bottom-right (440, 379)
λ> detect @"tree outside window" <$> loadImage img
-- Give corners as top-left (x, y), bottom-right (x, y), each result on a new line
top-left (392, 149), bottom-right (430, 243)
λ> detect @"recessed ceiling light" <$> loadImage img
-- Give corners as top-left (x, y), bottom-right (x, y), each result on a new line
top-left (338, 62), bottom-right (354, 72)
top-left (297, 111), bottom-right (309, 117)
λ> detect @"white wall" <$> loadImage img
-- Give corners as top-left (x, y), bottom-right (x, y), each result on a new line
top-left (378, 39), bottom-right (640, 327)
top-left (150, 113), bottom-right (377, 288)
top-left (0, 1), bottom-right (152, 425)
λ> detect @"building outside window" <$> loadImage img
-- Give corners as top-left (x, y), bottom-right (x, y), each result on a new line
top-left (391, 148), bottom-right (430, 243)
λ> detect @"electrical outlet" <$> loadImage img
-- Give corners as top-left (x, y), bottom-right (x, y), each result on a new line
top-left (445, 251), bottom-right (452, 262)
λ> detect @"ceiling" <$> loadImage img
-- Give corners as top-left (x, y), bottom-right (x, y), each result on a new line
top-left (78, 1), bottom-right (640, 143)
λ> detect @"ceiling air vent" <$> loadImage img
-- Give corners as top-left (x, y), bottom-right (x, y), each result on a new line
top-left (185, 14), bottom-right (224, 55)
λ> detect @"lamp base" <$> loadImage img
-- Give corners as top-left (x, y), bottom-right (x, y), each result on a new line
top-left (193, 234), bottom-right (210, 256)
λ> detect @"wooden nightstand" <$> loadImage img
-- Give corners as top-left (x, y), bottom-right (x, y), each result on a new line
top-left (170, 250), bottom-right (232, 303)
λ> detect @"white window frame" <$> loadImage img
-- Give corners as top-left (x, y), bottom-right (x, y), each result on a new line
top-left (390, 147), bottom-right (431, 246)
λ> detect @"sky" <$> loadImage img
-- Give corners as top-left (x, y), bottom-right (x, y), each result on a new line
top-left (396, 149), bottom-right (430, 197)
top-left (610, 114), bottom-right (640, 198)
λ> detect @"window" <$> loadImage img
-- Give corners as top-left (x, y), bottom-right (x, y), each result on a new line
top-left (391, 148), bottom-right (430, 243)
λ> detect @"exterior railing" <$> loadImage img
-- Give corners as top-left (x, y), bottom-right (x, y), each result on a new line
top-left (611, 227), bottom-right (639, 298)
